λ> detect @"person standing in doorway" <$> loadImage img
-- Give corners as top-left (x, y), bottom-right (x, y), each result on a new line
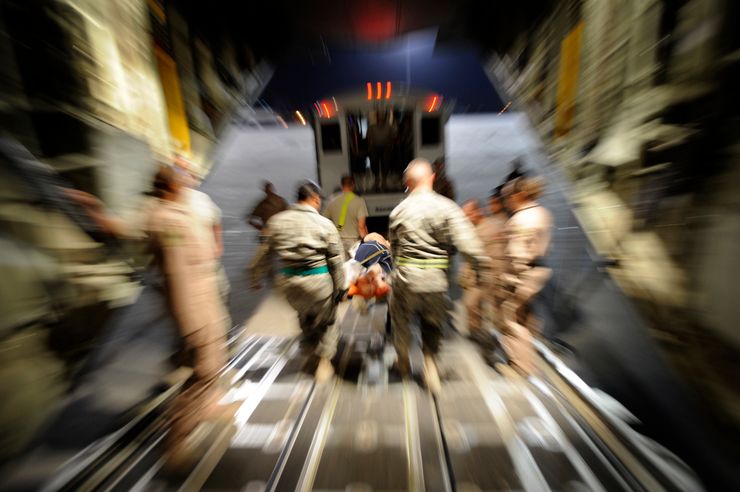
top-left (367, 110), bottom-right (396, 191)
top-left (432, 158), bottom-right (456, 201)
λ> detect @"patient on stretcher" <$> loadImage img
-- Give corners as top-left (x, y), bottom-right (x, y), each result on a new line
top-left (344, 233), bottom-right (392, 303)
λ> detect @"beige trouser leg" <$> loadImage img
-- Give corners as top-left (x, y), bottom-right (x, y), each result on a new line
top-left (500, 299), bottom-right (536, 374)
top-left (500, 267), bottom-right (551, 374)
top-left (167, 329), bottom-right (226, 456)
top-left (463, 286), bottom-right (483, 334)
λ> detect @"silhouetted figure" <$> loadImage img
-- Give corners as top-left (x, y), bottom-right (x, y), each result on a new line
top-left (432, 158), bottom-right (455, 201)
top-left (245, 181), bottom-right (288, 232)
top-left (367, 111), bottom-right (396, 190)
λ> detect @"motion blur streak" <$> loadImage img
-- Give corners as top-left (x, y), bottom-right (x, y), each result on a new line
top-left (428, 95), bottom-right (438, 112)
top-left (0, 0), bottom-right (738, 491)
top-left (295, 110), bottom-right (307, 126)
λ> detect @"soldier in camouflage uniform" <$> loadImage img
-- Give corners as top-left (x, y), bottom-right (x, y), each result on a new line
top-left (500, 176), bottom-right (553, 374)
top-left (249, 181), bottom-right (345, 382)
top-left (389, 159), bottom-right (490, 393)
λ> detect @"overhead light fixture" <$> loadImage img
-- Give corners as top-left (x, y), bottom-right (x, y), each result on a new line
top-left (428, 95), bottom-right (438, 112)
top-left (295, 110), bottom-right (306, 126)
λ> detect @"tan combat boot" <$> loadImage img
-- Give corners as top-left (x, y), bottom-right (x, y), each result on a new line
top-left (314, 357), bottom-right (335, 383)
top-left (423, 354), bottom-right (441, 395)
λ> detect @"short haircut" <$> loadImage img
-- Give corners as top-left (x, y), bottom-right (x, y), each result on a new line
top-left (404, 158), bottom-right (433, 181)
top-left (296, 180), bottom-right (322, 201)
top-left (512, 175), bottom-right (544, 200)
top-left (340, 175), bottom-right (354, 187)
top-left (152, 166), bottom-right (177, 198)
top-left (490, 185), bottom-right (504, 200)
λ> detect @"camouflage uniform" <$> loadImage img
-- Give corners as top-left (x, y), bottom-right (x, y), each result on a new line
top-left (501, 203), bottom-right (553, 373)
top-left (249, 203), bottom-right (345, 359)
top-left (147, 199), bottom-right (229, 454)
top-left (389, 190), bottom-right (490, 358)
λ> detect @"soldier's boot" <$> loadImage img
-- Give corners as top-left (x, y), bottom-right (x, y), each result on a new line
top-left (392, 347), bottom-right (412, 379)
top-left (314, 357), bottom-right (335, 383)
top-left (422, 354), bottom-right (441, 395)
top-left (162, 421), bottom-right (213, 475)
top-left (205, 400), bottom-right (242, 423)
top-left (394, 357), bottom-right (411, 379)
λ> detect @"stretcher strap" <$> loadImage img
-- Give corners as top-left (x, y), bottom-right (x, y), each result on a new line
top-left (358, 248), bottom-right (386, 266)
top-left (337, 192), bottom-right (355, 231)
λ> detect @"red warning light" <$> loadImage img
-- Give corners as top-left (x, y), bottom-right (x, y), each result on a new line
top-left (366, 81), bottom-right (393, 101)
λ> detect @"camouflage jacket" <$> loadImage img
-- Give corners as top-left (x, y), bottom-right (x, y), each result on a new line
top-left (389, 189), bottom-right (490, 293)
top-left (249, 203), bottom-right (345, 293)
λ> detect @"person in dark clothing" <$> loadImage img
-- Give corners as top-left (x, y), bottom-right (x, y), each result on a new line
top-left (245, 181), bottom-right (288, 232)
top-left (432, 158), bottom-right (456, 201)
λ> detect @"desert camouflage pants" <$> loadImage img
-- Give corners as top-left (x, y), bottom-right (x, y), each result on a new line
top-left (390, 285), bottom-right (452, 359)
top-left (279, 274), bottom-right (340, 360)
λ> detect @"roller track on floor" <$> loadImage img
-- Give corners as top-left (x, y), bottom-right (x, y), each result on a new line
top-left (42, 304), bottom-right (702, 492)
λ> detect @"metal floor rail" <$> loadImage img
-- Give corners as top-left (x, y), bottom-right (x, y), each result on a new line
top-left (42, 304), bottom-right (703, 492)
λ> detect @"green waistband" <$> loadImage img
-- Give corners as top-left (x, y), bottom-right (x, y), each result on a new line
top-left (397, 257), bottom-right (449, 269)
top-left (280, 265), bottom-right (329, 276)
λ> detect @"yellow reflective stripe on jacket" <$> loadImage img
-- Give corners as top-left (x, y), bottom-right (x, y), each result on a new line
top-left (397, 257), bottom-right (449, 269)
top-left (337, 192), bottom-right (356, 231)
